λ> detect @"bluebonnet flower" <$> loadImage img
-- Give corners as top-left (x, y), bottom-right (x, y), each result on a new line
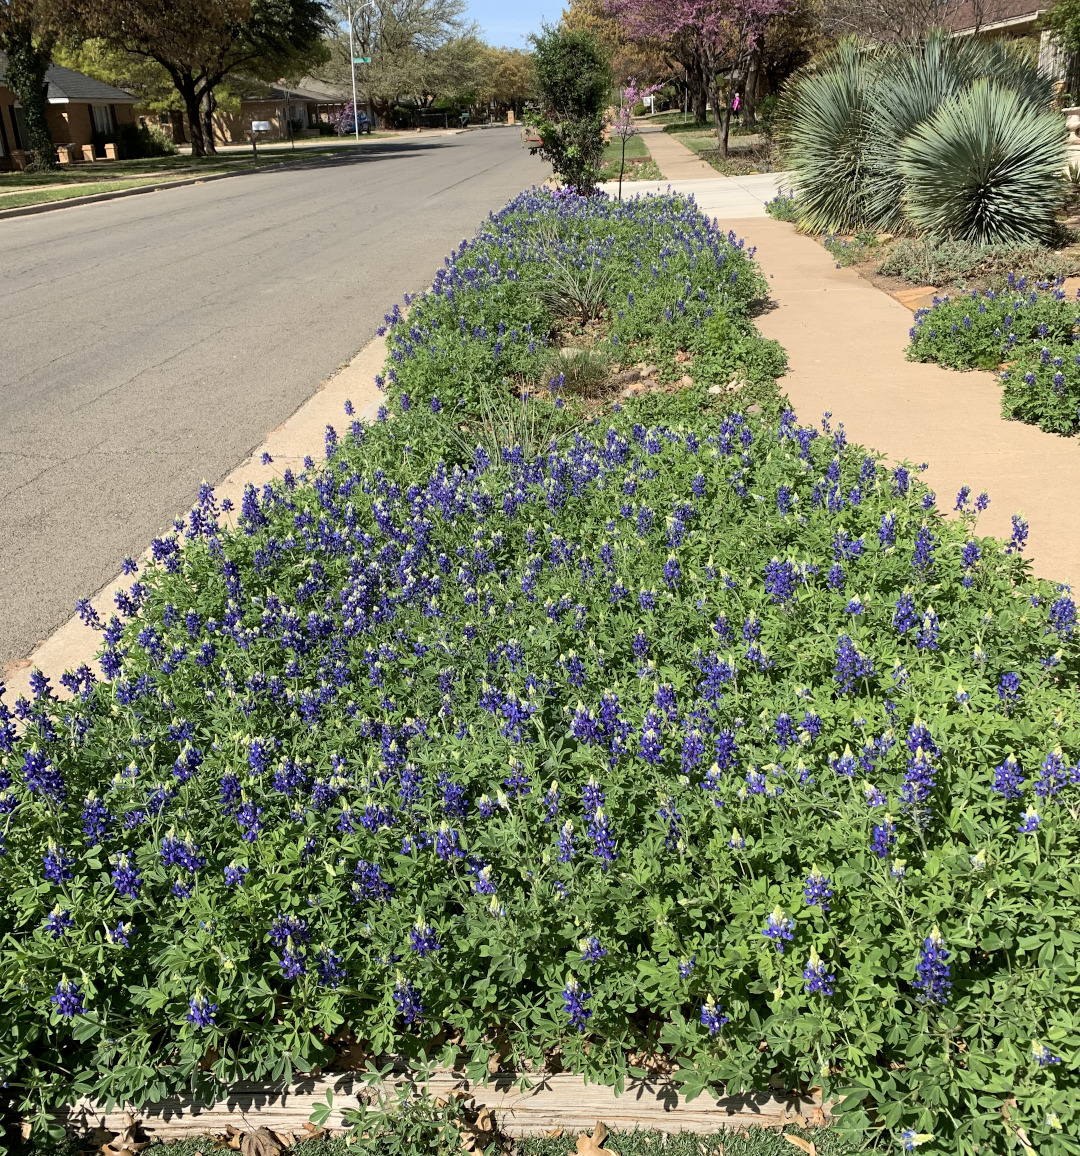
top-left (916, 607), bottom-right (939, 650)
top-left (225, 861), bottom-right (248, 887)
top-left (871, 815), bottom-right (896, 858)
top-left (434, 822), bottom-right (464, 860)
top-left (410, 918), bottom-right (441, 957)
top-left (588, 808), bottom-right (618, 869)
top-left (1007, 513), bottom-right (1029, 554)
top-left (863, 782), bottom-right (887, 807)
top-left (989, 754), bottom-right (1024, 798)
top-left (700, 996), bottom-right (729, 1035)
top-left (1049, 593), bottom-right (1076, 637)
top-left (81, 793), bottom-right (110, 846)
top-left (659, 796), bottom-right (682, 850)
top-left (557, 819), bottom-right (576, 862)
top-left (43, 840), bottom-right (74, 885)
top-left (802, 947), bottom-right (835, 996)
top-left (44, 905), bottom-right (74, 938)
top-left (678, 956), bottom-right (696, 979)
top-left (764, 558), bottom-right (798, 605)
top-left (663, 554), bottom-right (681, 588)
top-left (1019, 805), bottom-right (1041, 833)
top-left (1031, 1040), bottom-right (1062, 1066)
top-left (829, 746), bottom-right (856, 777)
top-left (280, 940), bottom-right (306, 979)
top-left (580, 936), bottom-right (607, 963)
top-left (563, 976), bottom-right (592, 1030)
top-left (912, 524), bottom-right (935, 574)
top-left (316, 946), bottom-right (346, 988)
top-left (762, 906), bottom-right (794, 953)
top-left (803, 866), bottom-right (833, 912)
top-left (110, 853), bottom-right (142, 898)
top-left (51, 978), bottom-right (85, 1018)
top-left (834, 633), bottom-right (875, 695)
top-left (393, 976), bottom-right (423, 1025)
top-left (1036, 748), bottom-right (1069, 798)
top-left (729, 827), bottom-right (745, 849)
top-left (186, 991), bottom-right (218, 1028)
top-left (997, 672), bottom-right (1020, 711)
top-left (900, 1131), bottom-right (934, 1151)
top-left (913, 927), bottom-right (951, 1005)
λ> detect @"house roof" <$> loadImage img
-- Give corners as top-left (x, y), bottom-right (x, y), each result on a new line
top-left (944, 0), bottom-right (1045, 33)
top-left (269, 77), bottom-right (350, 103)
top-left (0, 53), bottom-right (138, 104)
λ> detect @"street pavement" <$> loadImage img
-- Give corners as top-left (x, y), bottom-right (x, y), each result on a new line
top-left (0, 127), bottom-right (548, 667)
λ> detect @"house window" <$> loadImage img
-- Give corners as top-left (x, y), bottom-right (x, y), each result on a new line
top-left (90, 104), bottom-right (116, 135)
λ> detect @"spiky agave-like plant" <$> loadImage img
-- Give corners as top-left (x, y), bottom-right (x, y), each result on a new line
top-left (777, 39), bottom-right (873, 233)
top-left (861, 32), bottom-right (1051, 232)
top-left (898, 78), bottom-right (1066, 245)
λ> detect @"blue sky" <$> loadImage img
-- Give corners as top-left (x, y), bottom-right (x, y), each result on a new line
top-left (466, 0), bottom-right (559, 47)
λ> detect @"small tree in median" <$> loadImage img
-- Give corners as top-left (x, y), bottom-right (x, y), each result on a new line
top-left (527, 25), bottom-right (611, 196)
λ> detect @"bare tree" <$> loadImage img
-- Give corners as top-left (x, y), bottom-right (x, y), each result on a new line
top-left (820, 0), bottom-right (984, 42)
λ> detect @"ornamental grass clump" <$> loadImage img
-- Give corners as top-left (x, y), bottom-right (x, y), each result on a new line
top-left (1, 363), bottom-right (1079, 1153)
top-left (377, 189), bottom-right (775, 410)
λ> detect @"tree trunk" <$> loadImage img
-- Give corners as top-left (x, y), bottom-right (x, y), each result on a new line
top-left (704, 49), bottom-right (728, 157)
top-left (692, 80), bottom-right (707, 123)
top-left (2, 21), bottom-right (57, 170)
top-left (173, 73), bottom-right (207, 156)
top-left (201, 89), bottom-right (217, 155)
top-left (743, 51), bottom-right (760, 128)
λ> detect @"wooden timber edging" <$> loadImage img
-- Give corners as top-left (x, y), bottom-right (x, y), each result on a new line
top-left (61, 1072), bottom-right (827, 1140)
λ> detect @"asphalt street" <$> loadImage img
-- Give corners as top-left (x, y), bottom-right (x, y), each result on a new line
top-left (0, 128), bottom-right (548, 666)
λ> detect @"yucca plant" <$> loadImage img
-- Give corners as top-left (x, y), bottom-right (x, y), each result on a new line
top-left (780, 32), bottom-right (1063, 243)
top-left (776, 39), bottom-right (872, 233)
top-left (899, 79), bottom-right (1066, 245)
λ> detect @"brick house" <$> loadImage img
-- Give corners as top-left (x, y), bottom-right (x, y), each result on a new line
top-left (947, 0), bottom-right (1072, 84)
top-left (0, 53), bottom-right (139, 169)
top-left (211, 77), bottom-right (358, 144)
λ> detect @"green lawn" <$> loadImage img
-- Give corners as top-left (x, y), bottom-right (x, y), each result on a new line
top-left (668, 128), bottom-right (777, 175)
top-left (599, 133), bottom-right (664, 181)
top-left (0, 139), bottom-right (391, 210)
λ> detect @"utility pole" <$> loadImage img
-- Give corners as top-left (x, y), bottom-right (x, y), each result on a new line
top-left (347, 2), bottom-right (359, 140)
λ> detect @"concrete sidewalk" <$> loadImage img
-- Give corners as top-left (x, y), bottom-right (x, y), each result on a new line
top-left (600, 173), bottom-right (786, 217)
top-left (722, 216), bottom-right (1080, 590)
top-left (637, 123), bottom-right (718, 180)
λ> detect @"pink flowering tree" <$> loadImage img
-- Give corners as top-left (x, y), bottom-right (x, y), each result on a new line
top-left (605, 0), bottom-right (791, 156)
top-left (610, 80), bottom-right (663, 198)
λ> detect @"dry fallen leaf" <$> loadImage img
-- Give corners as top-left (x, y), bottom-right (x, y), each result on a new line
top-left (300, 1124), bottom-right (324, 1140)
top-left (101, 1114), bottom-right (149, 1156)
top-left (460, 1105), bottom-right (496, 1153)
top-left (569, 1121), bottom-right (608, 1156)
top-left (240, 1127), bottom-right (285, 1156)
top-left (784, 1135), bottom-right (816, 1156)
top-left (544, 1129), bottom-right (564, 1139)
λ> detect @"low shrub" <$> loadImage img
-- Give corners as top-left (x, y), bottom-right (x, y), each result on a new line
top-left (907, 283), bottom-right (1078, 370)
top-left (764, 189), bottom-right (799, 223)
top-left (876, 236), bottom-right (1080, 289)
top-left (1000, 344), bottom-right (1080, 435)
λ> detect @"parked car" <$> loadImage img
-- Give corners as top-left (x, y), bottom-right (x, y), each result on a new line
top-left (356, 112), bottom-right (373, 135)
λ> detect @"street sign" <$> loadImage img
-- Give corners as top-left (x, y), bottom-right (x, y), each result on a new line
top-left (352, 56), bottom-right (371, 63)
top-left (251, 120), bottom-right (271, 132)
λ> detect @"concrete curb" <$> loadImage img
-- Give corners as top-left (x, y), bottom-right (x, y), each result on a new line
top-left (1, 334), bottom-right (387, 702)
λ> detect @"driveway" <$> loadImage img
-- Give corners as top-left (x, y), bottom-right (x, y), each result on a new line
top-left (0, 128), bottom-right (548, 667)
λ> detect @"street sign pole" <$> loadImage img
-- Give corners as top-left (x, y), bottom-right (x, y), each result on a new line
top-left (347, 2), bottom-right (359, 141)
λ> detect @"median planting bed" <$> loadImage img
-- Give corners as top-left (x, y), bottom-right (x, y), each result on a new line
top-left (2, 192), bottom-right (1078, 1156)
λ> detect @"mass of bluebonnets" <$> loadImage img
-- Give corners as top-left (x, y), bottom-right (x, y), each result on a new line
top-left (907, 277), bottom-right (1080, 437)
top-left (0, 192), bottom-right (1077, 1156)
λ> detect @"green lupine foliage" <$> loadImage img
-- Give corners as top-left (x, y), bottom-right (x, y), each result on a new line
top-left (1, 196), bottom-right (1078, 1156)
top-left (907, 280), bottom-right (1080, 436)
top-left (907, 282), bottom-right (1079, 371)
top-left (1000, 345), bottom-right (1080, 435)
top-left (377, 191), bottom-right (771, 412)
